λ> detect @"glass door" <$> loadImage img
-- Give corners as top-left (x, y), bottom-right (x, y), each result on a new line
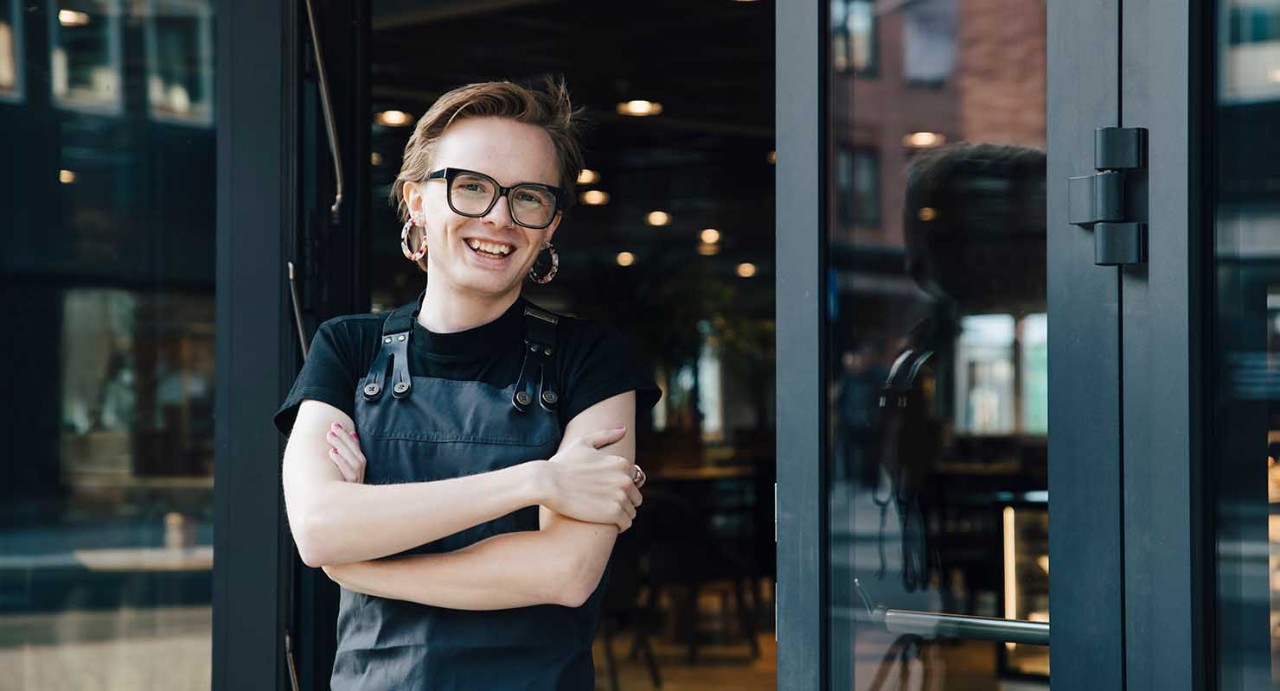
top-left (1210, 0), bottom-right (1280, 688)
top-left (778, 1), bottom-right (1130, 688)
top-left (825, 0), bottom-right (1057, 686)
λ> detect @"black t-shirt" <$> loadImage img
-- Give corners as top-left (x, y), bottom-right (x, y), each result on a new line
top-left (274, 297), bottom-right (660, 435)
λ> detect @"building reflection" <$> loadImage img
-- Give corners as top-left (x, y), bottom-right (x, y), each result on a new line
top-left (827, 0), bottom-right (1050, 687)
top-left (0, 1), bottom-right (216, 688)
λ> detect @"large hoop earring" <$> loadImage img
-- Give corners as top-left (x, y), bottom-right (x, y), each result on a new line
top-left (528, 242), bottom-right (559, 284)
top-left (400, 219), bottom-right (427, 262)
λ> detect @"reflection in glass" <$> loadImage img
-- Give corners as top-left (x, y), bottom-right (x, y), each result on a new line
top-left (51, 0), bottom-right (123, 113)
top-left (1221, 0), bottom-right (1280, 103)
top-left (1214, 4), bottom-right (1280, 685)
top-left (0, 0), bottom-right (22, 102)
top-left (828, 0), bottom-right (1047, 686)
top-left (145, 0), bottom-right (214, 125)
top-left (0, 2), bottom-right (216, 687)
top-left (833, 0), bottom-right (878, 75)
top-left (903, 0), bottom-right (956, 84)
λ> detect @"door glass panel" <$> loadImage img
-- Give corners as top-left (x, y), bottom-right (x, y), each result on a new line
top-left (1212, 0), bottom-right (1280, 688)
top-left (826, 0), bottom-right (1048, 687)
top-left (0, 3), bottom-right (216, 688)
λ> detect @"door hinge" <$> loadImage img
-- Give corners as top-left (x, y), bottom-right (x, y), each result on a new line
top-left (1067, 127), bottom-right (1148, 266)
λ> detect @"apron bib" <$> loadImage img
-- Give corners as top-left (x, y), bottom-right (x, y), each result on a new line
top-left (331, 298), bottom-right (605, 690)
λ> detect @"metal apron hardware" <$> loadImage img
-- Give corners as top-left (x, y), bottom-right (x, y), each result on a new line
top-left (332, 296), bottom-right (603, 690)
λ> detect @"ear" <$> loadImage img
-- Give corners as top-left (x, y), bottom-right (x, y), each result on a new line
top-left (404, 182), bottom-right (425, 221)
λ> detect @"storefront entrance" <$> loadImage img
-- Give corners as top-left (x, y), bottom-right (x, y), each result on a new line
top-left (200, 0), bottom-right (1277, 690)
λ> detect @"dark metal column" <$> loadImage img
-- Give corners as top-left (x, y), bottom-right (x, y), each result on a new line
top-left (213, 0), bottom-right (299, 688)
top-left (1120, 0), bottom-right (1206, 689)
top-left (1048, 0), bottom-right (1126, 687)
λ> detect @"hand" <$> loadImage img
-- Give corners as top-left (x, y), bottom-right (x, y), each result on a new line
top-left (326, 422), bottom-right (366, 484)
top-left (541, 426), bottom-right (643, 532)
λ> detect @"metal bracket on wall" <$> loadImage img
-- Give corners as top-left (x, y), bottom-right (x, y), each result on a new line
top-left (1067, 127), bottom-right (1148, 266)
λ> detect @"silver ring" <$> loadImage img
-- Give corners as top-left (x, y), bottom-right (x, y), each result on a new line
top-left (632, 466), bottom-right (646, 488)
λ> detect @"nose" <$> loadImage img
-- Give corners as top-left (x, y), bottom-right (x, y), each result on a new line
top-left (482, 193), bottom-right (516, 229)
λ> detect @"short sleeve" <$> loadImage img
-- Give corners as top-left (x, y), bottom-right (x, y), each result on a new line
top-left (558, 321), bottom-right (662, 425)
top-left (273, 317), bottom-right (374, 435)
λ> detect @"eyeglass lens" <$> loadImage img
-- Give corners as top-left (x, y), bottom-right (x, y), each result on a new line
top-left (449, 172), bottom-right (557, 228)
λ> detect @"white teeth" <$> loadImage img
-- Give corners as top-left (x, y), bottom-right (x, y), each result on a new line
top-left (466, 239), bottom-right (513, 256)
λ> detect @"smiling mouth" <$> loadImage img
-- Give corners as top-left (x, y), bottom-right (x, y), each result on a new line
top-left (465, 238), bottom-right (515, 259)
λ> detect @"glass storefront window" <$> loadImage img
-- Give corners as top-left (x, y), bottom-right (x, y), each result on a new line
top-left (0, 3), bottom-right (216, 688)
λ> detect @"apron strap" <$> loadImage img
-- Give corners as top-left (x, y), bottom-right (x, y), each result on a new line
top-left (362, 297), bottom-right (421, 402)
top-left (513, 305), bottom-right (560, 413)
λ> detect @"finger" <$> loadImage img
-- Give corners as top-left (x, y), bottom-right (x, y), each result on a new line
top-left (622, 499), bottom-right (637, 520)
top-left (585, 425), bottom-right (627, 450)
top-left (329, 425), bottom-right (365, 462)
top-left (616, 512), bottom-right (633, 533)
top-left (328, 448), bottom-right (357, 482)
top-left (624, 481), bottom-right (643, 508)
top-left (328, 440), bottom-right (363, 480)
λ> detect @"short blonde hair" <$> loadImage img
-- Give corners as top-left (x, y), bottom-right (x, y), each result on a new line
top-left (392, 78), bottom-right (585, 271)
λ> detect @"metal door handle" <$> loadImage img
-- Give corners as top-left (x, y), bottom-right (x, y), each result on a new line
top-left (870, 607), bottom-right (1049, 646)
top-left (854, 578), bottom-right (1049, 646)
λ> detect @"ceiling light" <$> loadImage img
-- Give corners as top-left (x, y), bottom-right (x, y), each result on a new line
top-left (59, 10), bottom-right (90, 27)
top-left (917, 207), bottom-right (936, 221)
top-left (646, 211), bottom-right (671, 227)
top-left (767, 151), bottom-right (777, 165)
top-left (736, 263), bottom-right (757, 278)
top-left (580, 190), bottom-right (610, 206)
top-left (59, 169), bottom-right (77, 184)
top-left (370, 152), bottom-right (383, 166)
top-left (577, 169), bottom-right (600, 185)
top-left (903, 131), bottom-right (946, 149)
top-left (617, 100), bottom-right (664, 117)
top-left (616, 252), bottom-right (636, 267)
top-left (697, 243), bottom-right (720, 257)
top-left (700, 228), bottom-right (721, 244)
top-left (375, 110), bottom-right (413, 127)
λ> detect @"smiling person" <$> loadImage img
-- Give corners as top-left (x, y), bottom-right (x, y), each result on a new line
top-left (275, 79), bottom-right (661, 690)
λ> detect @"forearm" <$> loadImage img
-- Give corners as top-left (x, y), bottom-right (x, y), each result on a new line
top-left (324, 521), bottom-right (615, 610)
top-left (289, 461), bottom-right (545, 567)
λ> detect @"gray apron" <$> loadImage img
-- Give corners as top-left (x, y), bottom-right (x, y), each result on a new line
top-left (331, 297), bottom-right (606, 690)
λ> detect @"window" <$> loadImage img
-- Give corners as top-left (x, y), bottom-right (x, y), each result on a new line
top-left (837, 146), bottom-right (881, 228)
top-left (50, 0), bottom-right (123, 113)
top-left (1222, 0), bottom-right (1280, 102)
top-left (145, 0), bottom-right (214, 125)
top-left (832, 0), bottom-right (877, 75)
top-left (0, 0), bottom-right (22, 102)
top-left (903, 0), bottom-right (957, 84)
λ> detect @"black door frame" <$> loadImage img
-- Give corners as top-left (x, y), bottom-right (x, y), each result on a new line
top-left (775, 0), bottom-right (827, 688)
top-left (215, 0), bottom-right (372, 687)
top-left (213, 0), bottom-right (299, 688)
top-left (1119, 0), bottom-right (1207, 688)
top-left (774, 0), bottom-right (1207, 689)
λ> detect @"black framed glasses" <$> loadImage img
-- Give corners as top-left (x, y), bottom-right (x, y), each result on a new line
top-left (425, 168), bottom-right (567, 230)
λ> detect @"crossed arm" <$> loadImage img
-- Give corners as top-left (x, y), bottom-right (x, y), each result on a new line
top-left (282, 392), bottom-right (638, 610)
